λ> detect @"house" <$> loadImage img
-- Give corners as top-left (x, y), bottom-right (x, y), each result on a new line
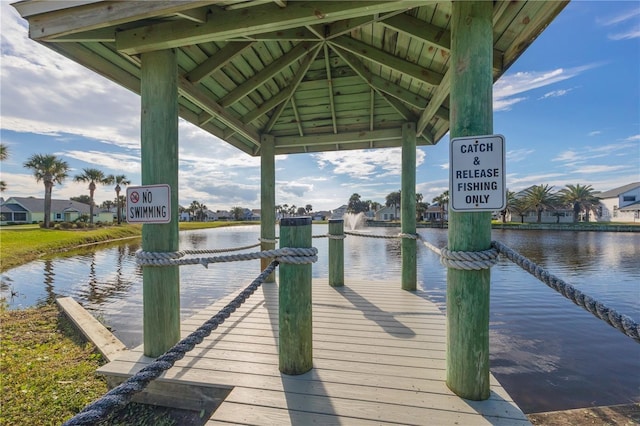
top-left (424, 204), bottom-right (447, 222)
top-left (0, 196), bottom-right (113, 224)
top-left (329, 205), bottom-right (348, 220)
top-left (597, 182), bottom-right (640, 223)
top-left (374, 205), bottom-right (399, 221)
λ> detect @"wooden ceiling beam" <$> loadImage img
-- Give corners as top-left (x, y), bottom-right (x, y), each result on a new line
top-left (219, 41), bottom-right (318, 108)
top-left (329, 36), bottom-right (443, 87)
top-left (324, 44), bottom-right (338, 134)
top-left (242, 45), bottom-right (321, 125)
top-left (184, 41), bottom-right (255, 84)
top-left (116, 1), bottom-right (425, 54)
top-left (22, 1), bottom-right (216, 41)
top-left (178, 75), bottom-right (260, 146)
top-left (417, 67), bottom-right (450, 138)
top-left (275, 128), bottom-right (403, 149)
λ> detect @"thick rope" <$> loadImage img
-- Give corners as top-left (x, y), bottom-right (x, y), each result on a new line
top-left (421, 239), bottom-right (498, 270)
top-left (62, 261), bottom-right (279, 426)
top-left (492, 240), bottom-right (640, 343)
top-left (180, 242), bottom-right (262, 254)
top-left (136, 247), bottom-right (317, 268)
top-left (326, 233), bottom-right (346, 240)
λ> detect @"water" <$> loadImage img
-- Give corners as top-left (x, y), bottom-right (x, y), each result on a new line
top-left (2, 225), bottom-right (639, 413)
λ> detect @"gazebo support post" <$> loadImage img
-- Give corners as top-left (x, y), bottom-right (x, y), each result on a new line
top-left (446, 1), bottom-right (493, 400)
top-left (401, 122), bottom-right (417, 291)
top-left (260, 134), bottom-right (276, 283)
top-left (140, 49), bottom-right (180, 358)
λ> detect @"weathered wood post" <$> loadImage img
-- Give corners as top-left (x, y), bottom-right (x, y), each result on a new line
top-left (260, 134), bottom-right (276, 283)
top-left (446, 1), bottom-right (493, 400)
top-left (140, 49), bottom-right (180, 357)
top-left (279, 217), bottom-right (313, 374)
top-left (401, 122), bottom-right (417, 291)
top-left (328, 218), bottom-right (344, 287)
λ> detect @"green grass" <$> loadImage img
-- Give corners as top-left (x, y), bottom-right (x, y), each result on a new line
top-left (0, 221), bottom-right (260, 272)
top-left (0, 304), bottom-right (108, 425)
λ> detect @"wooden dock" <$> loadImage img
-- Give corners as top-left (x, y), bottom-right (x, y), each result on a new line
top-left (98, 279), bottom-right (531, 425)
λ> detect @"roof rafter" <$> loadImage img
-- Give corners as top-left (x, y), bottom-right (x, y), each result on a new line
top-left (219, 41), bottom-right (319, 108)
top-left (329, 36), bottom-right (444, 87)
top-left (178, 75), bottom-right (260, 146)
top-left (185, 41), bottom-right (255, 84)
top-left (116, 1), bottom-right (426, 54)
top-left (242, 45), bottom-right (322, 125)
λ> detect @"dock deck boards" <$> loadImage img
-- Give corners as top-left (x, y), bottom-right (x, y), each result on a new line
top-left (98, 279), bottom-right (530, 425)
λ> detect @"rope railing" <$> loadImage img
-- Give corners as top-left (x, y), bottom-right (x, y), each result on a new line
top-left (135, 247), bottom-right (317, 268)
top-left (491, 240), bottom-right (640, 343)
top-left (62, 261), bottom-right (280, 426)
top-left (421, 237), bottom-right (639, 343)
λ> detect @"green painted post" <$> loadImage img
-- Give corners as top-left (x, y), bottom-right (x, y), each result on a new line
top-left (446, 1), bottom-right (493, 400)
top-left (279, 217), bottom-right (312, 375)
top-left (401, 122), bottom-right (417, 291)
top-left (260, 134), bottom-right (276, 283)
top-left (140, 49), bottom-right (180, 358)
top-left (328, 219), bottom-right (344, 287)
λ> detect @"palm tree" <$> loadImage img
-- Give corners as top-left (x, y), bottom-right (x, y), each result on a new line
top-left (432, 190), bottom-right (449, 222)
top-left (23, 154), bottom-right (69, 228)
top-left (305, 204), bottom-right (313, 214)
top-left (500, 190), bottom-right (518, 223)
top-left (74, 168), bottom-right (110, 224)
top-left (189, 200), bottom-right (202, 221)
top-left (558, 183), bottom-right (600, 222)
top-left (523, 184), bottom-right (557, 223)
top-left (0, 144), bottom-right (8, 192)
top-left (109, 174), bottom-right (131, 224)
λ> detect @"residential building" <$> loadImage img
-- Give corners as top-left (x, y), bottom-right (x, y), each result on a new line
top-left (0, 196), bottom-right (113, 224)
top-left (597, 182), bottom-right (640, 223)
top-left (374, 205), bottom-right (399, 221)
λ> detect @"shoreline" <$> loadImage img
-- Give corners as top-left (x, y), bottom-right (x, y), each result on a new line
top-left (366, 220), bottom-right (640, 232)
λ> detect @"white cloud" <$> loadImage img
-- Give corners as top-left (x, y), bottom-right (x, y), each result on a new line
top-left (312, 148), bottom-right (426, 180)
top-left (588, 131), bottom-right (602, 137)
top-left (538, 88), bottom-right (573, 100)
top-left (506, 149), bottom-right (535, 163)
top-left (494, 65), bottom-right (598, 111)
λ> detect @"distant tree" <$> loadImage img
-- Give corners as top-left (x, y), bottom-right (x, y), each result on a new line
top-left (0, 144), bottom-right (8, 192)
top-left (510, 196), bottom-right (529, 223)
top-left (523, 184), bottom-right (557, 223)
top-left (281, 204), bottom-right (289, 218)
top-left (275, 204), bottom-right (282, 218)
top-left (188, 201), bottom-right (201, 220)
top-left (297, 206), bottom-right (307, 216)
top-left (385, 191), bottom-right (401, 218)
top-left (347, 193), bottom-right (367, 213)
top-left (558, 183), bottom-right (600, 222)
top-left (109, 174), bottom-right (131, 224)
top-left (288, 204), bottom-right (297, 216)
top-left (101, 200), bottom-right (115, 210)
top-left (23, 154), bottom-right (69, 228)
top-left (231, 206), bottom-right (244, 220)
top-left (70, 195), bottom-right (92, 205)
top-left (74, 168), bottom-right (110, 224)
top-left (432, 190), bottom-right (449, 222)
top-left (500, 190), bottom-right (517, 223)
top-left (305, 204), bottom-right (313, 214)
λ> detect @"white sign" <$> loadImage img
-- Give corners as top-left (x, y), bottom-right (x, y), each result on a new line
top-left (449, 134), bottom-right (505, 212)
top-left (126, 184), bottom-right (171, 223)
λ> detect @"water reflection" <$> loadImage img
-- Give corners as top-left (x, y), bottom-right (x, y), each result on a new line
top-left (0, 226), bottom-right (638, 413)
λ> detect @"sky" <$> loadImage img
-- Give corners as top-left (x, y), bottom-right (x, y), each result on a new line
top-left (1, 1), bottom-right (639, 213)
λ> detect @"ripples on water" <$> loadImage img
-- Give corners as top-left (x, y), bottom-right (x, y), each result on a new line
top-left (1, 225), bottom-right (638, 413)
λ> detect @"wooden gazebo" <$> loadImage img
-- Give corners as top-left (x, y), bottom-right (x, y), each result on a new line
top-left (14, 0), bottom-right (568, 401)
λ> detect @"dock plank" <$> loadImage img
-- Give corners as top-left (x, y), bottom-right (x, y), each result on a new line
top-left (98, 278), bottom-right (529, 425)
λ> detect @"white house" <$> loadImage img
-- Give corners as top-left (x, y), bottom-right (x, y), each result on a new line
top-left (374, 205), bottom-right (399, 221)
top-left (597, 182), bottom-right (640, 223)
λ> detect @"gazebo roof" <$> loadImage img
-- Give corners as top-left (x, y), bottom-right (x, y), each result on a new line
top-left (13, 0), bottom-right (568, 156)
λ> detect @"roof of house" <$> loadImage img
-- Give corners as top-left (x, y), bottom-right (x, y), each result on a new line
top-left (4, 197), bottom-right (91, 213)
top-left (597, 182), bottom-right (640, 199)
top-left (619, 200), bottom-right (640, 211)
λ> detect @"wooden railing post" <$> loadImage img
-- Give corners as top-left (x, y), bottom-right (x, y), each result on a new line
top-left (328, 219), bottom-right (344, 287)
top-left (279, 217), bottom-right (312, 375)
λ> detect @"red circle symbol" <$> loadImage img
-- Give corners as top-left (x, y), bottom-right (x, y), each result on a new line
top-left (129, 191), bottom-right (140, 203)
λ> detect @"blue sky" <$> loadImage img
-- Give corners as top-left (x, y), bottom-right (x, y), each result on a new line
top-left (1, 1), bottom-right (638, 213)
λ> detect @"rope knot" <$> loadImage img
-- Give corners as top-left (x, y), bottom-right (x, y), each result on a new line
top-left (439, 246), bottom-right (499, 270)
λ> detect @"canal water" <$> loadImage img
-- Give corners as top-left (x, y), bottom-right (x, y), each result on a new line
top-left (2, 225), bottom-right (639, 414)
